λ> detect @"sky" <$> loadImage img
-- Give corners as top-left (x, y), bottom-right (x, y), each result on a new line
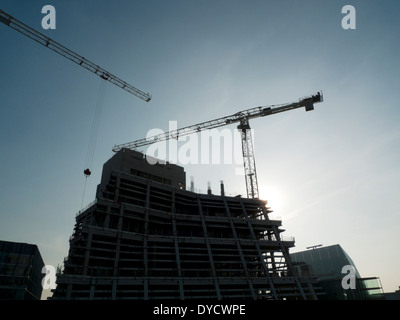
top-left (0, 0), bottom-right (399, 299)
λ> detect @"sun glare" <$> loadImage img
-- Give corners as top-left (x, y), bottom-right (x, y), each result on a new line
top-left (259, 185), bottom-right (283, 214)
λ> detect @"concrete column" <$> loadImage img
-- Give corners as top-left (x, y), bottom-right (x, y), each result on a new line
top-left (112, 280), bottom-right (117, 300)
top-left (66, 283), bottom-right (72, 300)
top-left (223, 198), bottom-right (256, 299)
top-left (103, 206), bottom-right (111, 228)
top-left (89, 283), bottom-right (95, 299)
top-left (198, 198), bottom-right (221, 300)
top-left (117, 205), bottom-right (124, 231)
top-left (143, 182), bottom-right (150, 300)
top-left (171, 190), bottom-right (184, 300)
top-left (83, 230), bottom-right (93, 275)
top-left (114, 176), bottom-right (121, 201)
top-left (114, 238), bottom-right (121, 277)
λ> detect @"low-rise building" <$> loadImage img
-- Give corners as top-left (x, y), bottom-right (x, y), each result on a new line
top-left (0, 240), bottom-right (45, 300)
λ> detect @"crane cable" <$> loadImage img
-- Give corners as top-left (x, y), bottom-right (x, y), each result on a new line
top-left (81, 79), bottom-right (107, 208)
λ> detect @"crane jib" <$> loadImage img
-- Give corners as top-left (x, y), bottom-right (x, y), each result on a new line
top-left (0, 15), bottom-right (11, 26)
top-left (0, 9), bottom-right (151, 102)
top-left (113, 91), bottom-right (323, 152)
top-left (112, 91), bottom-right (323, 198)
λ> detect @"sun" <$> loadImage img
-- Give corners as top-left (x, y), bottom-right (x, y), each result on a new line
top-left (259, 185), bottom-right (283, 213)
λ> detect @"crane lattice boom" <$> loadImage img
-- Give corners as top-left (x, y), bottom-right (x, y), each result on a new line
top-left (113, 92), bottom-right (323, 199)
top-left (0, 9), bottom-right (151, 102)
top-left (113, 92), bottom-right (323, 152)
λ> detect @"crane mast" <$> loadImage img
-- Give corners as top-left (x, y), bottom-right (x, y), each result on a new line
top-left (113, 92), bottom-right (323, 199)
top-left (237, 119), bottom-right (259, 199)
top-left (0, 9), bottom-right (151, 102)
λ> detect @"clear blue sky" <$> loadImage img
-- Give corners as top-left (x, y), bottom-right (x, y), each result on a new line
top-left (1, 0), bottom-right (399, 298)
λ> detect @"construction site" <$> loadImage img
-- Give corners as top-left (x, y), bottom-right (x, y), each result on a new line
top-left (50, 88), bottom-right (323, 300)
top-left (51, 85), bottom-right (322, 300)
top-left (51, 148), bottom-right (321, 300)
top-left (1, 9), bottom-right (324, 300)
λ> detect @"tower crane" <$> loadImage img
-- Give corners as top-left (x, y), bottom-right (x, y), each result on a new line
top-left (113, 92), bottom-right (323, 199)
top-left (0, 9), bottom-right (151, 102)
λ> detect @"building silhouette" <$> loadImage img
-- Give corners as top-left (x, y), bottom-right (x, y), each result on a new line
top-left (51, 148), bottom-right (319, 300)
top-left (291, 244), bottom-right (383, 300)
top-left (384, 287), bottom-right (400, 300)
top-left (0, 240), bottom-right (45, 300)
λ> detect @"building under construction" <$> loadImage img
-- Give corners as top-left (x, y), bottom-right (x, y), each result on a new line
top-left (51, 148), bottom-right (319, 300)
